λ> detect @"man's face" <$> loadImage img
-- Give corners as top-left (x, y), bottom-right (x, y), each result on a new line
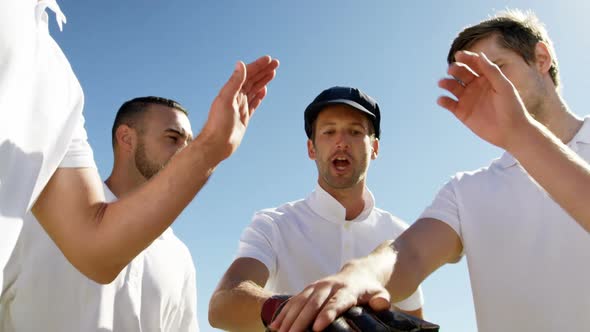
top-left (308, 104), bottom-right (378, 191)
top-left (134, 105), bottom-right (193, 180)
top-left (467, 34), bottom-right (548, 118)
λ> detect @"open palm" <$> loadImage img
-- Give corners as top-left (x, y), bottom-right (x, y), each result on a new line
top-left (201, 55), bottom-right (279, 163)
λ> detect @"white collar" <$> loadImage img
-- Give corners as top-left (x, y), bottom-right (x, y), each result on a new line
top-left (306, 184), bottom-right (375, 224)
top-left (497, 116), bottom-right (590, 169)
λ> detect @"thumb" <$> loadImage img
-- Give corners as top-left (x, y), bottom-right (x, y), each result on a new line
top-left (367, 290), bottom-right (391, 311)
top-left (218, 61), bottom-right (247, 101)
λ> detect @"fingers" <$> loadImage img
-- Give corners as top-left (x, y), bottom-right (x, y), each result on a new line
top-left (454, 50), bottom-right (512, 92)
top-left (246, 71), bottom-right (277, 100)
top-left (447, 61), bottom-right (478, 88)
top-left (312, 290), bottom-right (358, 331)
top-left (248, 86), bottom-right (267, 115)
top-left (244, 55), bottom-right (273, 77)
top-left (438, 77), bottom-right (465, 100)
top-left (367, 291), bottom-right (391, 312)
top-left (243, 57), bottom-right (280, 93)
top-left (270, 287), bottom-right (315, 331)
top-left (292, 286), bottom-right (336, 331)
top-left (218, 61), bottom-right (247, 102)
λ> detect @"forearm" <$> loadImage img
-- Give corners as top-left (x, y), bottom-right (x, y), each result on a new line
top-left (209, 280), bottom-right (273, 331)
top-left (509, 118), bottom-right (590, 232)
top-left (341, 240), bottom-right (422, 304)
top-left (34, 134), bottom-right (223, 283)
top-left (98, 136), bottom-right (221, 274)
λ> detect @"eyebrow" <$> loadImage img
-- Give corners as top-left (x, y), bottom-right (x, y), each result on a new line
top-left (165, 128), bottom-right (193, 141)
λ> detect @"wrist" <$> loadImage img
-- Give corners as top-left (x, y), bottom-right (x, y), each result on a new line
top-left (503, 113), bottom-right (540, 153)
top-left (505, 115), bottom-right (547, 157)
top-left (188, 133), bottom-right (227, 168)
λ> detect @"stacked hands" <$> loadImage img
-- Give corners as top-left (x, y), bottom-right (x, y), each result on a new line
top-left (261, 295), bottom-right (439, 332)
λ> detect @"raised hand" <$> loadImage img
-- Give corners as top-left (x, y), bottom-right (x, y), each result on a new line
top-left (200, 55), bottom-right (280, 164)
top-left (437, 50), bottom-right (531, 151)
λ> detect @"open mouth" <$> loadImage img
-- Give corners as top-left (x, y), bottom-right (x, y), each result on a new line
top-left (332, 156), bottom-right (351, 171)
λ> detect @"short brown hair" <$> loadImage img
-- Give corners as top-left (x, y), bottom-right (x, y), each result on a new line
top-left (447, 9), bottom-right (559, 87)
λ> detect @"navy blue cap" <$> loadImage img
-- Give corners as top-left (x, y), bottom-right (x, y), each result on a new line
top-left (304, 86), bottom-right (381, 139)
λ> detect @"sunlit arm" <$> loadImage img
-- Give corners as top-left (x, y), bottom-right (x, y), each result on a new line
top-left (508, 118), bottom-right (590, 233)
top-left (209, 258), bottom-right (272, 332)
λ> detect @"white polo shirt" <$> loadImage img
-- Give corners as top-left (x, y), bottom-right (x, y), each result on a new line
top-left (237, 185), bottom-right (424, 311)
top-left (0, 0), bottom-right (88, 290)
top-left (0, 184), bottom-right (199, 332)
top-left (419, 117), bottom-right (590, 331)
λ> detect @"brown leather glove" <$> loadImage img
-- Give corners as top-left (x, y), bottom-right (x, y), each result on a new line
top-left (261, 295), bottom-right (439, 332)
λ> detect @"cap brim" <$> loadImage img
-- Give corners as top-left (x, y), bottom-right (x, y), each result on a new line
top-left (309, 99), bottom-right (377, 119)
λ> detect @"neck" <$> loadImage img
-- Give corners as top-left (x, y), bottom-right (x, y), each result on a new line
top-left (104, 161), bottom-right (146, 198)
top-left (535, 92), bottom-right (583, 144)
top-left (319, 181), bottom-right (366, 221)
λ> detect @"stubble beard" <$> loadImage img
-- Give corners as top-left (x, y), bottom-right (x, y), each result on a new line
top-left (134, 140), bottom-right (165, 180)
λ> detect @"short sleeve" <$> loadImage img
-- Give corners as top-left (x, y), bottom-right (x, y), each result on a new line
top-left (393, 285), bottom-right (424, 311)
top-left (418, 179), bottom-right (462, 241)
top-left (58, 115), bottom-right (96, 168)
top-left (235, 212), bottom-right (277, 275)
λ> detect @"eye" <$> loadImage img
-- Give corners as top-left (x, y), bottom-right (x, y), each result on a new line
top-left (167, 136), bottom-right (178, 143)
top-left (322, 129), bottom-right (335, 136)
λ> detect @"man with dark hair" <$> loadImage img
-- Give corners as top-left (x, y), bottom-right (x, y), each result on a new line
top-left (1, 97), bottom-right (200, 331)
top-left (267, 10), bottom-right (590, 332)
top-left (209, 86), bottom-right (424, 331)
top-left (111, 96), bottom-right (189, 147)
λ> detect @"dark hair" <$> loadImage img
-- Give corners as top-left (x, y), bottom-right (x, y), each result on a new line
top-left (447, 9), bottom-right (559, 87)
top-left (111, 96), bottom-right (188, 147)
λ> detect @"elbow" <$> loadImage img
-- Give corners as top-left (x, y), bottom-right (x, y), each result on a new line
top-left (208, 293), bottom-right (225, 329)
top-left (67, 251), bottom-right (126, 284)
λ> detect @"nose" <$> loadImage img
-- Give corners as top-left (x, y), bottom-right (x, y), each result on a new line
top-left (335, 131), bottom-right (350, 150)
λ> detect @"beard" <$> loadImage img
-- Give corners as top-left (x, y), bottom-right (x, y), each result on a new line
top-left (134, 140), bottom-right (165, 180)
top-left (521, 73), bottom-right (549, 121)
top-left (316, 157), bottom-right (368, 190)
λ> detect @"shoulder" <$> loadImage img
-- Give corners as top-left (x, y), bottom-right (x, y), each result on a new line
top-left (158, 229), bottom-right (194, 266)
top-left (442, 159), bottom-right (505, 191)
top-left (371, 207), bottom-right (410, 231)
top-left (254, 198), bottom-right (308, 224)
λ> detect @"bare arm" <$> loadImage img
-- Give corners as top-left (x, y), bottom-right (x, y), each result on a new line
top-left (439, 50), bottom-right (590, 233)
top-left (32, 56), bottom-right (280, 283)
top-left (270, 218), bottom-right (461, 332)
top-left (209, 257), bottom-right (272, 332)
top-left (508, 118), bottom-right (590, 232)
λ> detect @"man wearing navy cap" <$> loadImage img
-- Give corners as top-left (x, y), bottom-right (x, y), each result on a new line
top-left (209, 86), bottom-right (424, 331)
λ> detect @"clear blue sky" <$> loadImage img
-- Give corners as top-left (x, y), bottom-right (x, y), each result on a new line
top-left (51, 1), bottom-right (589, 331)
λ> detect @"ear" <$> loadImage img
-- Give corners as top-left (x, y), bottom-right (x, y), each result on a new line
top-left (371, 138), bottom-right (379, 160)
top-left (307, 139), bottom-right (316, 160)
top-left (534, 41), bottom-right (552, 75)
top-left (115, 124), bottom-right (136, 152)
